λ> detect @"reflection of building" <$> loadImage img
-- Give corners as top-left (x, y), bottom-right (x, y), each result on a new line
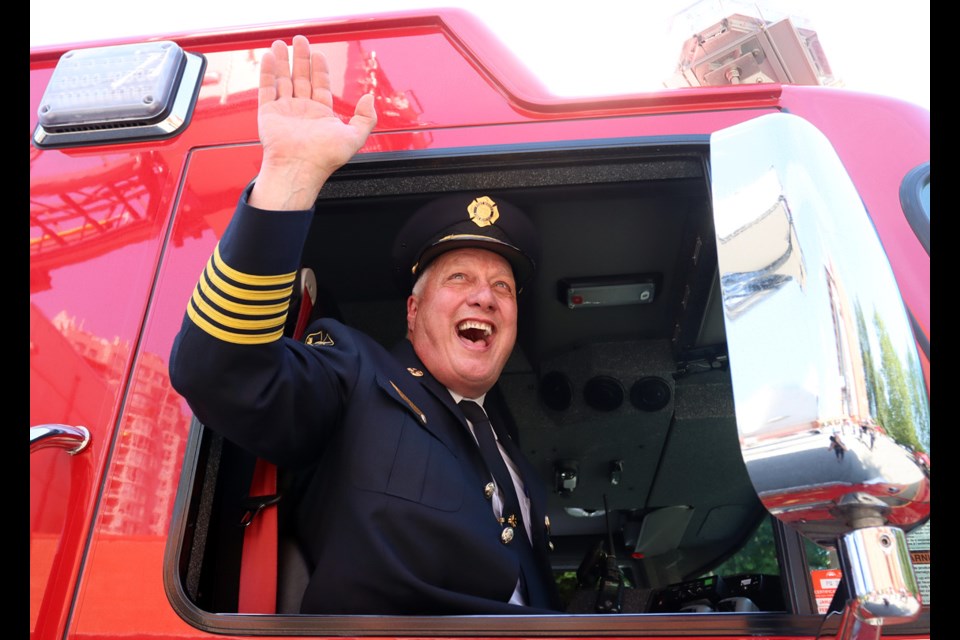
top-left (823, 260), bottom-right (870, 423)
top-left (50, 313), bottom-right (185, 535)
top-left (718, 193), bottom-right (806, 320)
top-left (51, 312), bottom-right (129, 387)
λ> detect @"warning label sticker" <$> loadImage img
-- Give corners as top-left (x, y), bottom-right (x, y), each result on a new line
top-left (811, 568), bottom-right (843, 614)
top-left (907, 522), bottom-right (930, 605)
top-left (810, 522), bottom-right (930, 612)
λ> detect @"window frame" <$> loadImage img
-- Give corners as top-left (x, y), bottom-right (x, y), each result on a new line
top-left (161, 137), bottom-right (931, 638)
top-left (899, 161), bottom-right (930, 255)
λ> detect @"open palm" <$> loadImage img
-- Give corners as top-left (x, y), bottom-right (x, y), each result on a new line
top-left (255, 36), bottom-right (377, 204)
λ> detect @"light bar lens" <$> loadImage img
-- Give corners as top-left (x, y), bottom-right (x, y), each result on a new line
top-left (38, 40), bottom-right (185, 131)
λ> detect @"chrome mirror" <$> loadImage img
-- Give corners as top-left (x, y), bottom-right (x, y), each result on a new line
top-left (710, 113), bottom-right (929, 635)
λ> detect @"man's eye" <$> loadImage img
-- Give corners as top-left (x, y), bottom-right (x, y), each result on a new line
top-left (449, 273), bottom-right (466, 280)
top-left (494, 281), bottom-right (513, 291)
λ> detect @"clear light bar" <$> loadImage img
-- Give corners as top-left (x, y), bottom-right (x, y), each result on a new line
top-left (33, 40), bottom-right (205, 148)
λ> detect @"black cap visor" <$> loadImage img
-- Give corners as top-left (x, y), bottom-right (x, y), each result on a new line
top-left (413, 234), bottom-right (535, 289)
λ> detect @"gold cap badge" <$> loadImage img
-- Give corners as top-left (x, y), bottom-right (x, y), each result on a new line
top-left (467, 196), bottom-right (499, 228)
top-left (407, 367), bottom-right (424, 377)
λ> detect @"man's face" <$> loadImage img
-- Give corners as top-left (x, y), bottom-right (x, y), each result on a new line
top-left (406, 248), bottom-right (518, 398)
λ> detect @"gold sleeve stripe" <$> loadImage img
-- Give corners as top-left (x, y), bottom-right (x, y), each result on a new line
top-left (187, 304), bottom-right (285, 345)
top-left (213, 245), bottom-right (297, 287)
top-left (191, 288), bottom-right (288, 331)
top-left (198, 276), bottom-right (289, 317)
top-left (205, 260), bottom-right (295, 302)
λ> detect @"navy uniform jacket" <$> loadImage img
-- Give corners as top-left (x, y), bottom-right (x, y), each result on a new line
top-left (168, 189), bottom-right (561, 615)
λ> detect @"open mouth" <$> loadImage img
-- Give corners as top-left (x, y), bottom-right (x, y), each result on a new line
top-left (457, 320), bottom-right (493, 345)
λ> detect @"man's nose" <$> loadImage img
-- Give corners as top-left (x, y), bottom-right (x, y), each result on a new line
top-left (467, 282), bottom-right (497, 308)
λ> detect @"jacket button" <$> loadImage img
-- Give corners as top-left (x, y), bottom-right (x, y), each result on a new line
top-left (484, 482), bottom-right (495, 499)
top-left (501, 527), bottom-right (515, 544)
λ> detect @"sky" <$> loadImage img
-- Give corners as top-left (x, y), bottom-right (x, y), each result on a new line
top-left (29, 0), bottom-right (929, 111)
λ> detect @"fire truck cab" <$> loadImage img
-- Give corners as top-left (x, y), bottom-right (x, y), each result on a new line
top-left (30, 6), bottom-right (929, 640)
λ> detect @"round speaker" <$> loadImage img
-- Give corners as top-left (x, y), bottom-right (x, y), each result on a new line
top-left (630, 377), bottom-right (671, 411)
top-left (539, 371), bottom-right (572, 411)
top-left (583, 375), bottom-right (624, 412)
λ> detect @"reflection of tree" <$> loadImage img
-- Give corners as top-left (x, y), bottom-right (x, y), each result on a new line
top-left (907, 356), bottom-right (930, 451)
top-left (854, 303), bottom-right (879, 418)
top-left (705, 517), bottom-right (780, 576)
top-left (803, 537), bottom-right (833, 570)
top-left (873, 312), bottom-right (927, 453)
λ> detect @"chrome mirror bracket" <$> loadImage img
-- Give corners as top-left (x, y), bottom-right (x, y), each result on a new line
top-left (833, 526), bottom-right (922, 640)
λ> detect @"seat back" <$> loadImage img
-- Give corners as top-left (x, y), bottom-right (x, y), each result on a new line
top-left (239, 267), bottom-right (331, 614)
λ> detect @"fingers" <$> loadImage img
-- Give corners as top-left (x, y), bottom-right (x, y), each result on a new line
top-left (258, 34), bottom-right (377, 141)
top-left (349, 92), bottom-right (378, 137)
top-left (258, 48), bottom-right (278, 106)
top-left (290, 35), bottom-right (313, 99)
top-left (309, 49), bottom-right (334, 108)
top-left (271, 39), bottom-right (293, 99)
top-left (258, 38), bottom-right (293, 106)
top-left (261, 36), bottom-right (328, 104)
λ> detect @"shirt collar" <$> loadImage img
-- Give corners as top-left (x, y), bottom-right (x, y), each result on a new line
top-left (448, 390), bottom-right (486, 410)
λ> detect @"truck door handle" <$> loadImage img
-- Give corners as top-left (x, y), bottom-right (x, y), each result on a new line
top-left (30, 424), bottom-right (91, 455)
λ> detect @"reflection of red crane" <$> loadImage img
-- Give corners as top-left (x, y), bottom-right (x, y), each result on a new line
top-left (29, 38), bottom-right (431, 295)
top-left (342, 41), bottom-right (431, 152)
top-left (30, 152), bottom-right (165, 292)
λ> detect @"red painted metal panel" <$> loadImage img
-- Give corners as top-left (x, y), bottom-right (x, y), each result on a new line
top-left (29, 141), bottom-right (182, 639)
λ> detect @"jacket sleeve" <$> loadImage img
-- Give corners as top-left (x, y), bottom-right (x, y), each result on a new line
top-left (168, 185), bottom-right (358, 468)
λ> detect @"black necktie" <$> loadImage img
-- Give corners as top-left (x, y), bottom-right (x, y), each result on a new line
top-left (458, 399), bottom-right (550, 607)
top-left (458, 399), bottom-right (528, 541)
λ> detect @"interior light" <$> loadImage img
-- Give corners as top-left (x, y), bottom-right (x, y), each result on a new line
top-left (558, 274), bottom-right (660, 310)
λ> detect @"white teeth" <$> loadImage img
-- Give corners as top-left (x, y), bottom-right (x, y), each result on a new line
top-left (458, 320), bottom-right (492, 336)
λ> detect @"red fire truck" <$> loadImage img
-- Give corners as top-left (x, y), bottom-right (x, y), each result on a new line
top-left (30, 6), bottom-right (929, 640)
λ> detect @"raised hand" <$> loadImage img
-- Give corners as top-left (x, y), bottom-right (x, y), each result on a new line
top-left (250, 35), bottom-right (377, 210)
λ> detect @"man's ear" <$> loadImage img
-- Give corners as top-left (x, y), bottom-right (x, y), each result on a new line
top-left (406, 294), bottom-right (418, 335)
